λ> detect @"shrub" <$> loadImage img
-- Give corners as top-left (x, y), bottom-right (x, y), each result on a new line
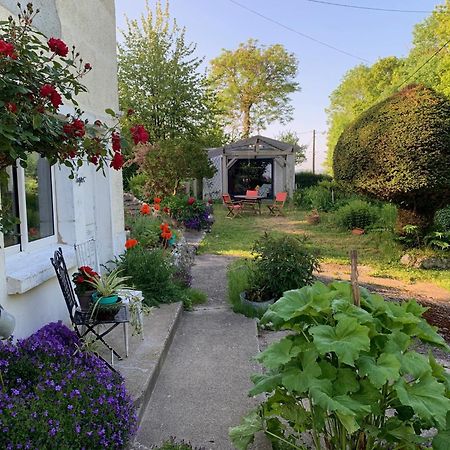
top-left (435, 205), bottom-right (450, 231)
top-left (247, 233), bottom-right (320, 301)
top-left (333, 84), bottom-right (450, 232)
top-left (164, 195), bottom-right (211, 230)
top-left (230, 282), bottom-right (450, 450)
top-left (0, 322), bottom-right (137, 449)
top-left (334, 199), bottom-right (378, 230)
top-left (127, 173), bottom-right (147, 200)
top-left (295, 171), bottom-right (332, 188)
top-left (117, 246), bottom-right (183, 306)
top-left (125, 214), bottom-right (162, 249)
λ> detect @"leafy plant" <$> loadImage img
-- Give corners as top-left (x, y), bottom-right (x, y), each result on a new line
top-left (246, 234), bottom-right (319, 302)
top-left (424, 231), bottom-right (450, 251)
top-left (163, 194), bottom-right (211, 230)
top-left (434, 206), bottom-right (450, 232)
top-left (334, 199), bottom-right (378, 230)
top-left (87, 269), bottom-right (131, 298)
top-left (152, 438), bottom-right (202, 449)
top-left (230, 281), bottom-right (450, 450)
top-left (295, 171), bottom-right (332, 189)
top-left (126, 214), bottom-right (162, 248)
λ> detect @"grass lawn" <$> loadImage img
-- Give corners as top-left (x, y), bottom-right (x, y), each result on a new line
top-left (199, 205), bottom-right (450, 292)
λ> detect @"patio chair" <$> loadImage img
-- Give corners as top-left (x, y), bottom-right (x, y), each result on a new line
top-left (243, 190), bottom-right (259, 214)
top-left (74, 238), bottom-right (100, 272)
top-left (222, 194), bottom-right (243, 219)
top-left (267, 192), bottom-right (288, 216)
top-left (50, 248), bottom-right (129, 369)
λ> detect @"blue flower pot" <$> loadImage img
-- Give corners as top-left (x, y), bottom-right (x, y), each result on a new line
top-left (91, 292), bottom-right (119, 305)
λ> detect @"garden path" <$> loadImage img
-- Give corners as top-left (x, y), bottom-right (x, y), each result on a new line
top-left (135, 254), bottom-right (270, 450)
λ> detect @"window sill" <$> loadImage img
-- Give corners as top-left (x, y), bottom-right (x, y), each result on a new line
top-left (6, 244), bottom-right (76, 294)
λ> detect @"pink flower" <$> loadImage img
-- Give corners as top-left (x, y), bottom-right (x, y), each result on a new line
top-left (130, 125), bottom-right (149, 145)
top-left (48, 37), bottom-right (69, 57)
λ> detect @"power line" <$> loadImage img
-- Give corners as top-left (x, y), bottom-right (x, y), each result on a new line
top-left (396, 38), bottom-right (450, 90)
top-left (227, 0), bottom-right (370, 63)
top-left (304, 0), bottom-right (433, 14)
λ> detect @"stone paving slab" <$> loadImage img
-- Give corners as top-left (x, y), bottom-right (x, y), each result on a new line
top-left (135, 307), bottom-right (268, 449)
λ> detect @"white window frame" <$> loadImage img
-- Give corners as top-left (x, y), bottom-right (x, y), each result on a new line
top-left (4, 161), bottom-right (57, 257)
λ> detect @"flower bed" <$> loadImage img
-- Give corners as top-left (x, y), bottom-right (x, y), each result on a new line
top-left (0, 322), bottom-right (137, 449)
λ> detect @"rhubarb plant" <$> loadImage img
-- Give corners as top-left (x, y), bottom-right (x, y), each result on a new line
top-left (229, 281), bottom-right (450, 450)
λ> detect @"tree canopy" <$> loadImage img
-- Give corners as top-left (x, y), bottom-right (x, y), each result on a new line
top-left (276, 130), bottom-right (307, 165)
top-left (117, 0), bottom-right (221, 144)
top-left (326, 0), bottom-right (450, 171)
top-left (333, 84), bottom-right (450, 231)
top-left (209, 39), bottom-right (299, 139)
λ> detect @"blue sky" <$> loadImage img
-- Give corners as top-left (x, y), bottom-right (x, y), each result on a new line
top-left (115, 0), bottom-right (443, 172)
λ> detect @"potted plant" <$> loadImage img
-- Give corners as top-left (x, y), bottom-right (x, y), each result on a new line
top-left (240, 233), bottom-right (320, 313)
top-left (87, 269), bottom-right (131, 320)
top-left (72, 266), bottom-right (99, 311)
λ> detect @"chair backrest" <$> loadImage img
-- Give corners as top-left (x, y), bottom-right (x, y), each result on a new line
top-left (50, 248), bottom-right (79, 322)
top-left (275, 192), bottom-right (288, 203)
top-left (246, 190), bottom-right (258, 199)
top-left (74, 238), bottom-right (100, 273)
top-left (222, 194), bottom-right (232, 204)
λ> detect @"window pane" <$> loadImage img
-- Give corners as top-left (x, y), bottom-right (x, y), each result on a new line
top-left (0, 166), bottom-right (20, 247)
top-left (25, 154), bottom-right (54, 242)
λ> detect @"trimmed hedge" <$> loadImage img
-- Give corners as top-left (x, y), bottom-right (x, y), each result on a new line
top-left (333, 84), bottom-right (450, 230)
top-left (295, 171), bottom-right (332, 188)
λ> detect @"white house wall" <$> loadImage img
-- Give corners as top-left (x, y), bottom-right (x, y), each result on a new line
top-left (0, 0), bottom-right (125, 338)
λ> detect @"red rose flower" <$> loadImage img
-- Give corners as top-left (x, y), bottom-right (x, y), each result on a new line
top-left (76, 275), bottom-right (85, 284)
top-left (40, 84), bottom-right (54, 97)
top-left (0, 40), bottom-right (17, 59)
top-left (40, 84), bottom-right (62, 109)
top-left (154, 197), bottom-right (161, 204)
top-left (63, 123), bottom-right (73, 135)
top-left (6, 102), bottom-right (17, 114)
top-left (111, 132), bottom-right (121, 152)
top-left (84, 63), bottom-right (92, 70)
top-left (72, 119), bottom-right (85, 137)
top-left (50, 90), bottom-right (62, 108)
top-left (48, 37), bottom-right (69, 57)
top-left (140, 203), bottom-right (151, 215)
top-left (130, 124), bottom-right (149, 145)
top-left (110, 152), bottom-right (124, 170)
top-left (187, 197), bottom-right (195, 205)
top-left (89, 154), bottom-right (99, 165)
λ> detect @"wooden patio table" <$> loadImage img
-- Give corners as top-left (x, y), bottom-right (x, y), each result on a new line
top-left (234, 194), bottom-right (265, 214)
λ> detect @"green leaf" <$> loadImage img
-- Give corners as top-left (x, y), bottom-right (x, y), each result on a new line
top-left (334, 368), bottom-right (360, 395)
top-left (256, 337), bottom-right (293, 369)
top-left (282, 362), bottom-right (321, 394)
top-left (105, 108), bottom-right (117, 117)
top-left (358, 353), bottom-right (401, 388)
top-left (399, 351), bottom-right (432, 379)
top-left (384, 330), bottom-right (411, 353)
top-left (229, 409), bottom-right (263, 450)
top-left (413, 319), bottom-right (449, 350)
top-left (310, 317), bottom-right (370, 366)
top-left (433, 412), bottom-right (450, 450)
top-left (32, 114), bottom-right (42, 129)
top-left (395, 374), bottom-right (450, 427)
top-left (249, 373), bottom-right (282, 396)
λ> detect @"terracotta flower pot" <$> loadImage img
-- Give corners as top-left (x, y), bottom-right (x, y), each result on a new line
top-left (351, 228), bottom-right (365, 235)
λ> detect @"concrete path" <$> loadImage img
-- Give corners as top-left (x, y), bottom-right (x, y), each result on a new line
top-left (135, 254), bottom-right (269, 449)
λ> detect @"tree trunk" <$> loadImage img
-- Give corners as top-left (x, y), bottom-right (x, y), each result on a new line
top-left (242, 103), bottom-right (252, 138)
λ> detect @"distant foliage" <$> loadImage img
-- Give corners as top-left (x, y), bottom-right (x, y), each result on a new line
top-left (333, 84), bottom-right (450, 231)
top-left (295, 171), bottom-right (332, 188)
top-left (334, 199), bottom-right (378, 230)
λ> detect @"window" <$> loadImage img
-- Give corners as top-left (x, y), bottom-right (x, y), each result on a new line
top-left (1, 153), bottom-right (56, 252)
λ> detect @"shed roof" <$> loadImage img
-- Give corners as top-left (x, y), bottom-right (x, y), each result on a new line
top-left (207, 135), bottom-right (299, 158)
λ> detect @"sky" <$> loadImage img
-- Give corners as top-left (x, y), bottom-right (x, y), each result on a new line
top-left (115, 0), bottom-right (443, 172)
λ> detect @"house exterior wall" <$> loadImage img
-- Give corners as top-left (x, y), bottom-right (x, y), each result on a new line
top-left (0, 1), bottom-right (125, 339)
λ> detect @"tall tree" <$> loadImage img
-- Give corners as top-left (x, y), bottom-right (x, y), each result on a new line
top-left (117, 0), bottom-right (221, 144)
top-left (209, 39), bottom-right (299, 138)
top-left (276, 130), bottom-right (307, 164)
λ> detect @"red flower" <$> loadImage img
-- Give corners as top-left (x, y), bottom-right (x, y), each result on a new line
top-left (110, 152), bottom-right (124, 170)
top-left (127, 109), bottom-right (134, 117)
top-left (40, 84), bottom-right (54, 97)
top-left (208, 198), bottom-right (213, 205)
top-left (160, 223), bottom-right (170, 232)
top-left (68, 148), bottom-right (77, 158)
top-left (84, 63), bottom-right (92, 70)
top-left (48, 37), bottom-right (69, 57)
top-left (40, 84), bottom-right (62, 109)
top-left (76, 275), bottom-right (85, 284)
top-left (72, 119), bottom-right (85, 137)
top-left (187, 197), bottom-right (195, 205)
top-left (125, 238), bottom-right (138, 249)
top-left (130, 124), bottom-right (149, 145)
top-left (163, 206), bottom-right (170, 214)
top-left (50, 90), bottom-right (62, 108)
top-left (0, 39), bottom-right (17, 59)
top-left (140, 203), bottom-right (151, 215)
top-left (89, 154), bottom-right (99, 165)
top-left (6, 102), bottom-right (17, 114)
top-left (154, 197), bottom-right (161, 204)
top-left (111, 132), bottom-right (121, 152)
top-left (154, 204), bottom-right (160, 211)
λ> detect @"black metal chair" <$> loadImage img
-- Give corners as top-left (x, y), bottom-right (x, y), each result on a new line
top-left (50, 248), bottom-right (129, 369)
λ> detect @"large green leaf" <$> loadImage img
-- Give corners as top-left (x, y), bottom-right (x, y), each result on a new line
top-left (383, 330), bottom-right (411, 353)
top-left (358, 353), bottom-right (401, 388)
top-left (432, 412), bottom-right (450, 450)
top-left (256, 337), bottom-right (293, 369)
top-left (334, 368), bottom-right (360, 395)
top-left (399, 351), bottom-right (432, 379)
top-left (395, 374), bottom-right (450, 427)
top-left (413, 320), bottom-right (449, 350)
top-left (310, 317), bottom-right (370, 366)
top-left (229, 409), bottom-right (263, 450)
top-left (249, 373), bottom-right (282, 396)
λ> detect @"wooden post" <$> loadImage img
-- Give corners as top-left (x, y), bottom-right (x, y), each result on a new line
top-left (312, 129), bottom-right (316, 175)
top-left (350, 249), bottom-right (361, 307)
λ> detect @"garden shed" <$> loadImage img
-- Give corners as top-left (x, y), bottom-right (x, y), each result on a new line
top-left (203, 135), bottom-right (297, 200)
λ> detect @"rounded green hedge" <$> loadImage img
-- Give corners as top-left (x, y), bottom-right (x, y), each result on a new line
top-left (333, 84), bottom-right (450, 229)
